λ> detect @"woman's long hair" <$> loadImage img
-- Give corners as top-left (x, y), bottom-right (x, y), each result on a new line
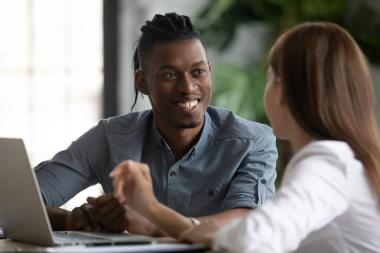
top-left (268, 22), bottom-right (380, 201)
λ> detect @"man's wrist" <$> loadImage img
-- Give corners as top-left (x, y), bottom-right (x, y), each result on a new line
top-left (64, 211), bottom-right (73, 230)
top-left (47, 206), bottom-right (71, 230)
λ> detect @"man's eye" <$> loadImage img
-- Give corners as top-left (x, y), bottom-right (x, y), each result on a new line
top-left (163, 72), bottom-right (178, 80)
top-left (192, 69), bottom-right (206, 77)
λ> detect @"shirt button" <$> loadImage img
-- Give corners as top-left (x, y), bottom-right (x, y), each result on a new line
top-left (170, 171), bottom-right (176, 177)
top-left (260, 178), bottom-right (267, 184)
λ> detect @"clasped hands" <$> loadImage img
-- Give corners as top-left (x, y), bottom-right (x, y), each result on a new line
top-left (110, 160), bottom-right (219, 246)
top-left (65, 192), bottom-right (157, 235)
top-left (65, 160), bottom-right (219, 246)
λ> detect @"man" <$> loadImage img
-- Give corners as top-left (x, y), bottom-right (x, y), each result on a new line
top-left (35, 12), bottom-right (277, 236)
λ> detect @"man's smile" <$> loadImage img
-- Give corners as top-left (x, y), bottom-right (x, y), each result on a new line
top-left (173, 95), bottom-right (202, 112)
top-left (176, 100), bottom-right (199, 110)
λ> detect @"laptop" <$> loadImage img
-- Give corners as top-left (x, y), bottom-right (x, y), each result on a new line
top-left (0, 138), bottom-right (156, 247)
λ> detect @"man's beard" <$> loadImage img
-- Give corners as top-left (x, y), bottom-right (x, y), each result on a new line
top-left (174, 120), bottom-right (201, 129)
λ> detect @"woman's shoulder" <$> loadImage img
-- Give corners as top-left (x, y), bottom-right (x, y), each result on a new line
top-left (292, 140), bottom-right (355, 168)
top-left (283, 140), bottom-right (357, 185)
top-left (301, 140), bottom-right (353, 157)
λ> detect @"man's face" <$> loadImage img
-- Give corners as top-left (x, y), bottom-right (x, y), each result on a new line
top-left (139, 39), bottom-right (211, 129)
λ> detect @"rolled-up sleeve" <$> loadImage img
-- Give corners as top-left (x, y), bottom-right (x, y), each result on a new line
top-left (35, 121), bottom-right (109, 206)
top-left (221, 133), bottom-right (278, 210)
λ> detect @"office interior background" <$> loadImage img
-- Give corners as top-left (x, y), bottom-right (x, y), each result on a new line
top-left (0, 0), bottom-right (379, 210)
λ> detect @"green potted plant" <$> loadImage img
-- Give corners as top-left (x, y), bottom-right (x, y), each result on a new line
top-left (197, 0), bottom-right (380, 184)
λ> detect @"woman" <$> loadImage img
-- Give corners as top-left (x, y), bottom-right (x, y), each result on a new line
top-left (111, 22), bottom-right (380, 252)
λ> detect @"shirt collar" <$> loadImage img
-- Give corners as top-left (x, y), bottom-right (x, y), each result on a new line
top-left (150, 110), bottom-right (212, 159)
top-left (151, 119), bottom-right (164, 151)
top-left (191, 111), bottom-right (211, 157)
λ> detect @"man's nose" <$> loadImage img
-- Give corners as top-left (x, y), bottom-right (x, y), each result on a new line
top-left (178, 73), bottom-right (196, 92)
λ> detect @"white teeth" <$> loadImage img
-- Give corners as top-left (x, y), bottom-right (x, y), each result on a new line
top-left (178, 100), bottom-right (198, 109)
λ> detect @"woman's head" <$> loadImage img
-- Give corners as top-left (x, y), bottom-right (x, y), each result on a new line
top-left (268, 22), bottom-right (375, 141)
top-left (267, 22), bottom-right (380, 199)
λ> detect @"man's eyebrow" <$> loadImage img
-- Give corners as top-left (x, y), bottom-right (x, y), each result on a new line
top-left (157, 61), bottom-right (208, 71)
top-left (191, 60), bottom-right (208, 67)
top-left (157, 65), bottom-right (176, 71)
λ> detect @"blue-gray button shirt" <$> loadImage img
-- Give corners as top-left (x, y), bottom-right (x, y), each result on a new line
top-left (35, 106), bottom-right (277, 217)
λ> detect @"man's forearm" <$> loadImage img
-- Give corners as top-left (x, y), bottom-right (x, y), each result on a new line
top-left (198, 208), bottom-right (251, 225)
top-left (46, 206), bottom-right (70, 230)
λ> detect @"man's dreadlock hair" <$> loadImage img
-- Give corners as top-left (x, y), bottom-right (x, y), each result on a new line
top-left (131, 12), bottom-right (202, 111)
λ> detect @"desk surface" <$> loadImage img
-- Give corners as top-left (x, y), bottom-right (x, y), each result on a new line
top-left (0, 238), bottom-right (209, 253)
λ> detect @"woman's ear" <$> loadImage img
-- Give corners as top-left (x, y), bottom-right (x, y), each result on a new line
top-left (135, 69), bottom-right (149, 95)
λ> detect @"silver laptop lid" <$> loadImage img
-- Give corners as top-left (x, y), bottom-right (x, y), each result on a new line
top-left (0, 138), bottom-right (55, 246)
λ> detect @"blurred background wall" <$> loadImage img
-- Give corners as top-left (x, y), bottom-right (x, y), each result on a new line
top-left (0, 0), bottom-right (379, 210)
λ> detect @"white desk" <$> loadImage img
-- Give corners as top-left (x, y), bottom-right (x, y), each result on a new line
top-left (0, 238), bottom-right (209, 253)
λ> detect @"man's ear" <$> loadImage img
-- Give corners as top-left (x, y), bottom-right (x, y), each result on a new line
top-left (134, 69), bottom-right (149, 95)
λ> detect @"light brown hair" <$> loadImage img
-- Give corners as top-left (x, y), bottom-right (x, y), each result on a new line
top-left (269, 22), bottom-right (380, 200)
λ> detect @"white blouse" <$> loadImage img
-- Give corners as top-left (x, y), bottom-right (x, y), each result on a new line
top-left (213, 141), bottom-right (380, 253)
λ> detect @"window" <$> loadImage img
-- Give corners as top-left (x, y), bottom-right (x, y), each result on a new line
top-left (0, 0), bottom-right (103, 210)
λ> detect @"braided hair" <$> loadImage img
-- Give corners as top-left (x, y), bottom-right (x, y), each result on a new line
top-left (131, 13), bottom-right (202, 110)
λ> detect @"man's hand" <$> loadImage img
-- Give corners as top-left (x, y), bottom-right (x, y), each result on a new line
top-left (87, 193), bottom-right (128, 233)
top-left (65, 203), bottom-right (102, 231)
top-left (87, 193), bottom-right (162, 235)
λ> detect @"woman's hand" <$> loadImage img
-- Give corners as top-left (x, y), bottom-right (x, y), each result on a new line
top-left (111, 159), bottom-right (194, 238)
top-left (110, 160), bottom-right (158, 217)
top-left (178, 219), bottom-right (220, 247)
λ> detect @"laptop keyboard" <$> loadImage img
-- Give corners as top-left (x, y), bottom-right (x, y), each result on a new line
top-left (53, 231), bottom-right (153, 246)
top-left (54, 231), bottom-right (117, 246)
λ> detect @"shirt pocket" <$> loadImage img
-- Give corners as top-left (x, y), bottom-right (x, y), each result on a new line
top-left (189, 183), bottom-right (227, 216)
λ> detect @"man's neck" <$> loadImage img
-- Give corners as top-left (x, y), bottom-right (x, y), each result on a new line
top-left (155, 121), bottom-right (204, 161)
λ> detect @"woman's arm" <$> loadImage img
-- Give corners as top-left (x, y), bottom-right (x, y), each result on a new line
top-left (110, 160), bottom-right (193, 238)
top-left (182, 145), bottom-right (351, 252)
